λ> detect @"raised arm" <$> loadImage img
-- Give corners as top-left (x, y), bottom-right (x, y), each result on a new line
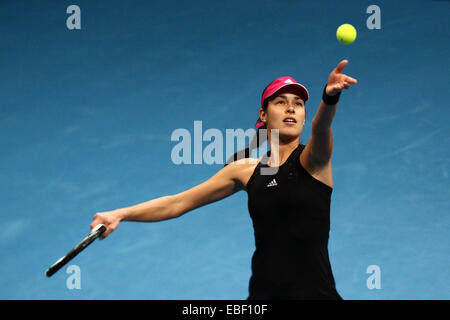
top-left (90, 161), bottom-right (245, 239)
top-left (305, 59), bottom-right (358, 166)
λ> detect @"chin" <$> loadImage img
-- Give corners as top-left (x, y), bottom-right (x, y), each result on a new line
top-left (278, 129), bottom-right (302, 141)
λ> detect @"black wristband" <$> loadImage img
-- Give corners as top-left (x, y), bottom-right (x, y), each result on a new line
top-left (322, 83), bottom-right (341, 105)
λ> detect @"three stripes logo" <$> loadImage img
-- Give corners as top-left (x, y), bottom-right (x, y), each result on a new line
top-left (266, 179), bottom-right (278, 187)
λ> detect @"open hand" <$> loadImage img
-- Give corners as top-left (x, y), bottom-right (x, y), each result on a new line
top-left (326, 60), bottom-right (358, 96)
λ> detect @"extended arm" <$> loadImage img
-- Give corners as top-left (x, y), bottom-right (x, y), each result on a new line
top-left (308, 60), bottom-right (358, 165)
top-left (91, 161), bottom-right (244, 238)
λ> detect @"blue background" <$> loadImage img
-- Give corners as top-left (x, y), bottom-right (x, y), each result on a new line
top-left (0, 0), bottom-right (448, 299)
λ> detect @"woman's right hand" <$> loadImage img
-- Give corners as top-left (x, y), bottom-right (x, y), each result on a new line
top-left (90, 209), bottom-right (124, 239)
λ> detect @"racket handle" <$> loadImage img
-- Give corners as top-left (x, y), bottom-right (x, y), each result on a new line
top-left (45, 224), bottom-right (106, 277)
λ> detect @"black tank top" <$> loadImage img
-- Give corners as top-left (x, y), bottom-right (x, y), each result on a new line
top-left (245, 143), bottom-right (342, 300)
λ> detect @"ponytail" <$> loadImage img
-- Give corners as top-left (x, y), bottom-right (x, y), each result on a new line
top-left (224, 118), bottom-right (268, 166)
top-left (224, 97), bottom-right (270, 166)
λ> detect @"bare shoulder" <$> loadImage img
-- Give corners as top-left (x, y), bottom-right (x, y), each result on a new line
top-left (225, 157), bottom-right (261, 189)
top-left (299, 144), bottom-right (333, 189)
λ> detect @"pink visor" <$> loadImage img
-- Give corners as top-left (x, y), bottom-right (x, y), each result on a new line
top-left (261, 76), bottom-right (309, 108)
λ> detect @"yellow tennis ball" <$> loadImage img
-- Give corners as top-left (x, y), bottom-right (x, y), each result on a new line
top-left (336, 24), bottom-right (357, 44)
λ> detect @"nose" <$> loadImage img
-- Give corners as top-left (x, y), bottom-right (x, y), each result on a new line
top-left (286, 103), bottom-right (295, 113)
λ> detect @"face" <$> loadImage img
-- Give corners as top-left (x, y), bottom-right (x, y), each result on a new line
top-left (259, 86), bottom-right (306, 141)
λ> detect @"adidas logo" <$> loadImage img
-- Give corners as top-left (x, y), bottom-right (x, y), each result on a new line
top-left (266, 179), bottom-right (278, 187)
top-left (284, 79), bottom-right (294, 84)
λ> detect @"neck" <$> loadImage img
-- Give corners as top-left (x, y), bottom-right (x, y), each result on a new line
top-left (266, 136), bottom-right (299, 167)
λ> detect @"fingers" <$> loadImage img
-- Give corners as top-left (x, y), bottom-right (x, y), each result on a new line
top-left (329, 80), bottom-right (352, 93)
top-left (334, 83), bottom-right (345, 91)
top-left (91, 213), bottom-right (106, 237)
top-left (345, 75), bottom-right (358, 84)
top-left (337, 75), bottom-right (358, 89)
top-left (91, 211), bottom-right (119, 240)
top-left (339, 82), bottom-right (351, 90)
top-left (99, 225), bottom-right (115, 240)
top-left (90, 213), bottom-right (99, 231)
top-left (335, 59), bottom-right (348, 73)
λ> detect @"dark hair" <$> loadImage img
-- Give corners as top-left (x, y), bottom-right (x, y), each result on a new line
top-left (224, 84), bottom-right (306, 166)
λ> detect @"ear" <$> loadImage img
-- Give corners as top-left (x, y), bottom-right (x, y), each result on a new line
top-left (259, 108), bottom-right (267, 122)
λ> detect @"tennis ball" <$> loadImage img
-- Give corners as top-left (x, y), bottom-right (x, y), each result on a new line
top-left (336, 24), bottom-right (357, 45)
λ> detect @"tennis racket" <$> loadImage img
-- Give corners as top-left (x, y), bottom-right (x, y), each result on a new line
top-left (45, 224), bottom-right (106, 277)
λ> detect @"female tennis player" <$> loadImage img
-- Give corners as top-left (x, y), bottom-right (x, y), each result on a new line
top-left (91, 59), bottom-right (357, 300)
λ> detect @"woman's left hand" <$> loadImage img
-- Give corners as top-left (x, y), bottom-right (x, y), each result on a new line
top-left (326, 59), bottom-right (358, 96)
